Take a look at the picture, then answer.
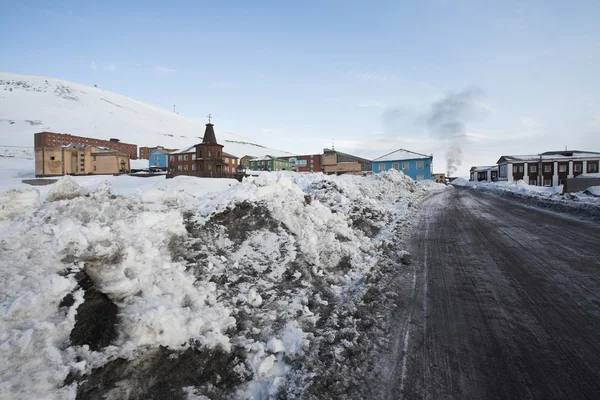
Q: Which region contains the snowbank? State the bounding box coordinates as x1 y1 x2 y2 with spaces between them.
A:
0 170 446 399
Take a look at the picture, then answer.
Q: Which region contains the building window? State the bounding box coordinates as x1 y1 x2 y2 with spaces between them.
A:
184 165 188 171
513 165 523 173
529 165 537 173
559 179 566 185
378 164 385 172
50 156 55 160
208 150 212 158
416 161 424 170
170 156 174 161
93 166 96 171
208 164 212 171
402 162 409 170
184 155 188 161
574 163 582 172
177 165 182 171
558 164 567 173
544 165 552 173
529 179 537 185
589 163 598 173
178 155 182 161
543 178 552 187
192 164 196 170
392 163 399 170
192 154 196 160
416 175 424 181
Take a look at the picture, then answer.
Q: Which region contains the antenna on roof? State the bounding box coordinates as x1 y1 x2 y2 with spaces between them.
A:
332 139 335 151
208 114 212 124
565 145 567 151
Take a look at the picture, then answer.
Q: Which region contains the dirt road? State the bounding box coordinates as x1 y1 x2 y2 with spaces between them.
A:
388 188 600 400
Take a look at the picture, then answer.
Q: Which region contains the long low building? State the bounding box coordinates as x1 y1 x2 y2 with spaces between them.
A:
35 131 138 160
35 144 131 177
497 150 600 186
470 165 499 182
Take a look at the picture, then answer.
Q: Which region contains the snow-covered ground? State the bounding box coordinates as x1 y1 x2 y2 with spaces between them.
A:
0 163 448 399
0 72 290 158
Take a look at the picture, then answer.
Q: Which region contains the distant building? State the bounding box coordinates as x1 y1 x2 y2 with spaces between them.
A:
148 148 171 169
372 149 432 181
469 166 498 182
433 173 446 184
497 150 600 187
34 132 137 160
35 145 130 177
280 154 322 173
321 148 372 175
139 145 177 160
169 122 237 178
248 155 293 172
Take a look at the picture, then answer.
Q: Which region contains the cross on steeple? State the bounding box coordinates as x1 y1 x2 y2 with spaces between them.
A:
207 114 212 124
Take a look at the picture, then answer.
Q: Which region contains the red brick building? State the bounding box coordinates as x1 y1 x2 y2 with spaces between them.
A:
34 132 138 160
281 154 322 173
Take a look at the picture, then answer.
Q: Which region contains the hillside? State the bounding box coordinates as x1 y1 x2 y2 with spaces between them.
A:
0 72 291 159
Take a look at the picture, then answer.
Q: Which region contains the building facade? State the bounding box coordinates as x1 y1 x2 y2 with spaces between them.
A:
280 154 322 173
35 132 137 160
469 166 499 182
148 148 171 169
496 150 600 187
248 155 293 172
321 148 372 175
169 123 238 178
139 145 177 160
372 149 433 181
35 145 130 177
433 173 446 184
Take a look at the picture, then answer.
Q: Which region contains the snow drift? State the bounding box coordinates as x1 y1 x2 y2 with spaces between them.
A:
0 170 445 399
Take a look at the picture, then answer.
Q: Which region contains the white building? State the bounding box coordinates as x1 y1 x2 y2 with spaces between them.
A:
496 151 600 187
469 165 499 182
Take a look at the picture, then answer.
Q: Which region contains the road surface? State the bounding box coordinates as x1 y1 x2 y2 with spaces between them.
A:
389 188 600 400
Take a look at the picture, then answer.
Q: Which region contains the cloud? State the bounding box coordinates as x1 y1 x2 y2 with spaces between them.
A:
519 116 539 129
344 68 398 83
357 100 386 109
90 62 98 70
155 65 176 73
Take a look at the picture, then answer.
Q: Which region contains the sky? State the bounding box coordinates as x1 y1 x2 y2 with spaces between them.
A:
2 0 600 176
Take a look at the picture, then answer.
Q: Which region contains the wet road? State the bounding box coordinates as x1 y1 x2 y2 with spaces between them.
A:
389 188 600 400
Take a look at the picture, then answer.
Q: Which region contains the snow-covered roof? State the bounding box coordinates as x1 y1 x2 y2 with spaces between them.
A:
470 165 498 172
249 155 282 162
497 151 600 164
374 148 432 162
171 145 196 154
222 152 238 159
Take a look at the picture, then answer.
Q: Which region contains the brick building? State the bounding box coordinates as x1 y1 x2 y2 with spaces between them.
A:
280 154 322 173
169 122 239 178
139 145 177 160
322 148 372 175
34 132 138 160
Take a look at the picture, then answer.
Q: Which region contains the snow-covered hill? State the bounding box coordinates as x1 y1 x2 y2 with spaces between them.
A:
0 72 291 158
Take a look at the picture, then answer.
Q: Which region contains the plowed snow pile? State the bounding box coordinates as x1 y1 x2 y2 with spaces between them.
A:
0 171 445 399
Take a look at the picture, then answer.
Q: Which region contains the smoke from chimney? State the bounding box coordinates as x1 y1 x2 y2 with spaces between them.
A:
426 87 483 176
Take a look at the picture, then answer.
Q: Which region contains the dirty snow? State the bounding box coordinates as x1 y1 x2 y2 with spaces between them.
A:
0 169 447 399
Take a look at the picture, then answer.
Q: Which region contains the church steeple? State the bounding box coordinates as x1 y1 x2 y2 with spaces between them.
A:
202 114 219 145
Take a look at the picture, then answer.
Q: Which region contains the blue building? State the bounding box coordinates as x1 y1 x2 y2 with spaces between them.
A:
148 148 170 170
372 149 433 181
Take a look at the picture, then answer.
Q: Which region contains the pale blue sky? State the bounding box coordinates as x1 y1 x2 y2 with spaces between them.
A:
2 0 600 175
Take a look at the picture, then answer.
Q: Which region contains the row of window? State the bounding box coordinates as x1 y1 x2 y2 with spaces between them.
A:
515 163 597 174
378 161 425 172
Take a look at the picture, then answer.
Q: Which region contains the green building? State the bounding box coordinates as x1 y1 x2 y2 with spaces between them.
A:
247 155 293 172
